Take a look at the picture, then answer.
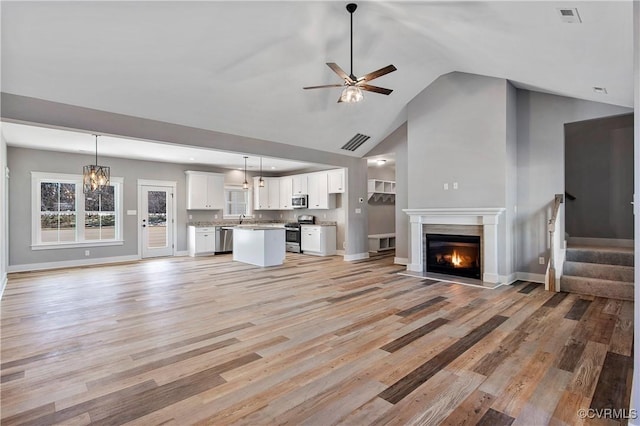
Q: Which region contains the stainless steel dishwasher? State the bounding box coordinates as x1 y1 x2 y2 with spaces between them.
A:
215 227 233 253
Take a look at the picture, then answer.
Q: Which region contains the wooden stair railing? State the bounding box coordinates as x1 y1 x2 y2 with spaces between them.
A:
546 194 564 292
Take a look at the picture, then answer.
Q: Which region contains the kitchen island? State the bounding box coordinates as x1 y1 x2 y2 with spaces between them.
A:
232 227 286 267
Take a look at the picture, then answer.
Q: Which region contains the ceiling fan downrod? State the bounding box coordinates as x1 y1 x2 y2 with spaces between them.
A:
347 3 357 81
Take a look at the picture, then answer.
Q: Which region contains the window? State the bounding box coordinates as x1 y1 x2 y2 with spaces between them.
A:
224 186 252 218
32 172 123 249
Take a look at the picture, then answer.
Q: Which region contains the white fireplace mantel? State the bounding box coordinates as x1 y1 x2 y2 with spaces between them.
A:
403 208 505 283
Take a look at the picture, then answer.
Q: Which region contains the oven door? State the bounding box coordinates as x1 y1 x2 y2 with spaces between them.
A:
285 228 300 244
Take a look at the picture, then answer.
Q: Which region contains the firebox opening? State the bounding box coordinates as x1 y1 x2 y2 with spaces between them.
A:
425 234 481 279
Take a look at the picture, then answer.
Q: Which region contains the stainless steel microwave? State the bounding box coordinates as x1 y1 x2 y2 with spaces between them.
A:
292 194 308 209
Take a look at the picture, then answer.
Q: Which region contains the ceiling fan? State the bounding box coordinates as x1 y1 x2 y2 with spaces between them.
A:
303 3 397 103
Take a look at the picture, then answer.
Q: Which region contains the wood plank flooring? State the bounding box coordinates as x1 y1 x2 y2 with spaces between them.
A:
1 252 634 425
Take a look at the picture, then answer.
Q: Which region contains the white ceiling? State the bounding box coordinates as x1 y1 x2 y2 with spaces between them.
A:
0 1 634 161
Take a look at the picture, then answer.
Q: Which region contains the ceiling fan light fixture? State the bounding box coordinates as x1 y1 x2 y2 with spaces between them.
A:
340 86 364 103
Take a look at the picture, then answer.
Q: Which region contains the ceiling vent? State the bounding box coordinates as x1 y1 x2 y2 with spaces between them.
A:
341 133 370 151
557 8 582 23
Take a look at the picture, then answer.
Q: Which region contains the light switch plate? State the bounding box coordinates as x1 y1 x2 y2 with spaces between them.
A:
126 210 137 215
443 183 449 190
453 182 458 189
355 208 362 214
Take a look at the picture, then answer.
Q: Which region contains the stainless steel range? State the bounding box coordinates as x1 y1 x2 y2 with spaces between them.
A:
285 215 315 253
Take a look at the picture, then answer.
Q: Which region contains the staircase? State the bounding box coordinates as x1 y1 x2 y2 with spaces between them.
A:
561 245 634 301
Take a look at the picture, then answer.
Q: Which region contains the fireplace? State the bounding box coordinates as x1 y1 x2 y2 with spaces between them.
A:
404 208 504 284
425 234 481 279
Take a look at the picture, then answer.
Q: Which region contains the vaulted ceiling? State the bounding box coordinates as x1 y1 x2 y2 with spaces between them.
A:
1 1 634 159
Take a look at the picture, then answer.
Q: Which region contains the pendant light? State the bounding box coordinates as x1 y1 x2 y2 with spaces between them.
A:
242 156 249 190
83 134 110 194
259 157 265 187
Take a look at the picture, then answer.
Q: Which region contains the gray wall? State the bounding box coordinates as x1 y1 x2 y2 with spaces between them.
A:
515 90 632 275
564 113 634 239
406 72 515 278
367 164 396 236
366 123 409 262
407 72 508 209
1 93 370 257
7 145 349 267
7 146 288 267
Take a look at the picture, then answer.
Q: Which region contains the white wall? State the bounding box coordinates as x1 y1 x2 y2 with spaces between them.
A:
515 90 632 275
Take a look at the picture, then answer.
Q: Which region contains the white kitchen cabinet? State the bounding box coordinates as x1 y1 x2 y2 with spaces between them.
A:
307 172 334 209
186 171 225 210
188 226 216 256
327 168 346 193
279 177 293 210
301 225 337 256
254 177 280 210
292 175 308 195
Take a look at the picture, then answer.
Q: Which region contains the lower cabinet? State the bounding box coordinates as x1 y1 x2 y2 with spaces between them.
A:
300 225 337 256
188 226 215 256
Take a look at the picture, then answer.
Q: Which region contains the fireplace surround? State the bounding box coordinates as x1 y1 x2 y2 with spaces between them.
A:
404 208 505 283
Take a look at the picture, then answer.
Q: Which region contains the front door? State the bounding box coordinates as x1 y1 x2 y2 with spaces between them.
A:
141 185 174 258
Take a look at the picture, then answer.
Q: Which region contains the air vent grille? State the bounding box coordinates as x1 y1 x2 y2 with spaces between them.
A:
557 8 581 23
341 133 370 152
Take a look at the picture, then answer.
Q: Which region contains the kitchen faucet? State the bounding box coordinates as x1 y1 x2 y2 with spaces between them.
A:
239 214 245 225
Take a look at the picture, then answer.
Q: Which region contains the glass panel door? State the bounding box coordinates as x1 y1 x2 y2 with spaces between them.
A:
141 185 173 258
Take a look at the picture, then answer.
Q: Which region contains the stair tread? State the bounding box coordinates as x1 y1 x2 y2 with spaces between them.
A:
564 260 634 270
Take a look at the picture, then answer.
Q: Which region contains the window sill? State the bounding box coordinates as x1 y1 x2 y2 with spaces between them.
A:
31 240 125 251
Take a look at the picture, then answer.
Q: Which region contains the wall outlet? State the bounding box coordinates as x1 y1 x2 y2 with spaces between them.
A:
85 250 90 257
189 214 193 220
214 214 218 219
323 213 327 218
453 182 458 190
280 214 283 218
443 183 449 190
343 241 347 249
259 214 262 218
539 256 545 264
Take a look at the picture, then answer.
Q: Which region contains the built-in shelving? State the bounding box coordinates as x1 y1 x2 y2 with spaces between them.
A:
368 233 396 252
367 179 396 203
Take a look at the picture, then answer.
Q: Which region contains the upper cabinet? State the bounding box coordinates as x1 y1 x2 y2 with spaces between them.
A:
279 177 293 210
327 168 346 194
307 172 334 209
292 175 308 195
186 171 225 210
254 177 282 210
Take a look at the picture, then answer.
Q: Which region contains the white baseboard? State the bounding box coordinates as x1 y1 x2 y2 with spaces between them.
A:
0 273 6 300
8 255 140 273
175 250 189 256
343 252 369 261
516 272 545 284
394 257 409 265
407 263 422 272
336 249 345 256
500 273 518 285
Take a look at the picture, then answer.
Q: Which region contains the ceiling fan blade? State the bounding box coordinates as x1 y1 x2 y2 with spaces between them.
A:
303 84 344 90
358 64 397 82
358 84 393 95
326 63 354 83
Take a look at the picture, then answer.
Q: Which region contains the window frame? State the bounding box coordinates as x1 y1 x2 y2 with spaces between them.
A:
223 185 253 219
31 172 124 250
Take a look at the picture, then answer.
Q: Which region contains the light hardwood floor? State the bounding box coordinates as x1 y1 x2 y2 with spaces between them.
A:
1 252 634 425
